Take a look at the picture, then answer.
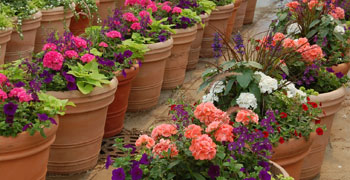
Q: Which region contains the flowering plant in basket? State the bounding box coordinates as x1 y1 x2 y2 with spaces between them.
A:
0 69 73 137
107 101 292 180
271 0 350 67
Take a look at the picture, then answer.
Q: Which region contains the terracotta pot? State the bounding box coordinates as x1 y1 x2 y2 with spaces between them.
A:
0 28 12 65
232 0 248 32
243 0 258 25
97 0 116 24
47 78 118 174
163 25 197 89
34 6 74 53
200 4 234 58
5 11 42 63
270 161 290 178
300 87 346 180
128 38 173 111
70 15 89 36
331 62 350 76
0 120 58 180
187 14 209 70
104 64 139 137
225 0 241 40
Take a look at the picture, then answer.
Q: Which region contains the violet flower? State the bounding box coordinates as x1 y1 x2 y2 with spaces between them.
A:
4 102 18 116
208 165 220 179
105 155 113 169
130 165 143 180
112 168 126 180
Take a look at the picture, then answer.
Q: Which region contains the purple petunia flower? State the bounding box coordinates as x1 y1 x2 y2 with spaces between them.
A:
5 115 14 124
112 168 125 180
37 113 49 121
259 170 271 180
123 144 136 154
139 153 150 165
243 178 257 180
208 165 220 179
67 82 77 91
130 165 143 180
4 102 18 116
123 50 133 58
326 67 334 73
122 70 127 78
105 155 113 169
22 123 33 131
14 81 25 87
48 117 57 125
158 35 166 42
336 72 344 78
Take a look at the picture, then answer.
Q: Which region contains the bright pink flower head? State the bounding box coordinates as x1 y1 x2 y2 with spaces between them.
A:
286 1 300 11
152 139 178 158
205 121 221 133
172 7 182 13
283 38 297 49
106 31 122 38
131 23 141 30
332 7 345 19
99 42 108 48
123 12 139 22
43 51 64 70
125 0 137 6
308 0 318 10
301 44 323 63
273 32 285 42
73 37 87 49
184 124 203 139
114 21 121 25
235 109 259 125
64 50 79 59
189 134 216 160
135 135 155 149
137 0 153 6
80 54 95 63
0 89 8 101
151 124 178 140
214 124 234 142
162 5 172 13
9 87 32 102
146 3 158 12
0 73 8 85
139 10 150 18
42 43 57 51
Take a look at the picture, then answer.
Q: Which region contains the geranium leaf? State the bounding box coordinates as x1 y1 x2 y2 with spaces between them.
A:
236 70 252 89
224 79 234 95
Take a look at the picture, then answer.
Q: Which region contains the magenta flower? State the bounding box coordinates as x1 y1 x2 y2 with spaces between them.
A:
131 23 141 30
42 43 57 51
80 54 95 63
65 50 79 59
106 31 122 38
122 12 138 22
43 51 64 70
172 7 182 13
0 73 7 85
0 89 8 101
162 5 172 12
73 37 87 48
99 42 109 48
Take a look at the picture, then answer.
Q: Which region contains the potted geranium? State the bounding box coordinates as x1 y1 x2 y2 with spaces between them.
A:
106 101 292 180
32 0 75 52
0 69 72 179
0 13 12 65
0 0 42 62
69 0 100 36
12 32 118 174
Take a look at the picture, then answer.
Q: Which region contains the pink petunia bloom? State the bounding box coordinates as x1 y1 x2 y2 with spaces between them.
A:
123 12 139 22
0 73 8 85
135 135 155 149
184 124 203 139
99 42 109 48
80 54 95 63
131 23 141 30
42 43 57 51
152 139 178 158
64 50 79 59
73 37 88 48
106 31 122 38
0 89 7 101
162 5 172 13
9 87 32 102
151 124 178 140
235 109 259 125
172 7 182 13
189 134 216 160
43 51 64 70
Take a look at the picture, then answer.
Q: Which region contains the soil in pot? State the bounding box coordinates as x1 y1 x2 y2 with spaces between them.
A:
104 64 139 138
34 7 74 53
47 78 118 174
0 120 58 180
232 0 248 32
225 0 241 40
162 25 197 89
5 11 42 63
187 14 209 70
127 38 173 111
271 134 315 180
200 4 234 58
0 29 12 65
243 0 258 25
300 87 346 180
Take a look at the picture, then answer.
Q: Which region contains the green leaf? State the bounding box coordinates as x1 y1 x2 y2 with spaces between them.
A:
77 82 94 94
224 79 234 95
279 13 288 21
334 32 344 41
309 19 320 29
192 173 206 180
217 152 225 160
319 29 329 38
167 160 181 169
249 83 261 101
222 61 236 71
90 48 102 57
306 29 318 38
198 80 211 92
247 61 263 69
236 70 252 88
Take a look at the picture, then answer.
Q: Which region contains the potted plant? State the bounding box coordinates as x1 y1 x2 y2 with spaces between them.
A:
14 32 118 174
106 101 292 180
1 0 42 63
32 0 75 52
69 0 100 36
0 68 72 179
200 0 234 58
0 13 13 65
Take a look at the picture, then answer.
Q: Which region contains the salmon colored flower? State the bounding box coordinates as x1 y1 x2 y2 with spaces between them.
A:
296 38 310 53
308 0 318 10
301 44 323 62
205 121 221 133
330 7 345 19
152 139 178 158
214 124 234 142
283 38 296 49
151 124 178 140
194 102 229 125
286 1 300 11
273 33 285 42
184 124 203 139
135 135 155 149
189 134 216 160
235 109 259 125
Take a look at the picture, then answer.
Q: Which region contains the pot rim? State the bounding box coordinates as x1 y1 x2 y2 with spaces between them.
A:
146 37 174 51
309 86 346 102
270 161 290 177
173 24 198 35
40 3 76 12
114 63 140 78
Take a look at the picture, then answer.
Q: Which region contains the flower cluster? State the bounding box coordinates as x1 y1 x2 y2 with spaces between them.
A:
202 81 225 103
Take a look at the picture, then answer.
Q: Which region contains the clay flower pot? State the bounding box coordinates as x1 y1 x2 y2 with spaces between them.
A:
0 28 12 65
331 62 350 76
47 78 118 174
200 3 234 58
97 0 116 23
0 120 58 179
271 134 315 180
128 38 173 111
270 161 290 178
243 0 258 25
300 87 346 180
232 0 248 32
5 11 42 63
104 64 140 137
225 0 241 40
34 6 74 53
187 14 209 70
163 25 197 89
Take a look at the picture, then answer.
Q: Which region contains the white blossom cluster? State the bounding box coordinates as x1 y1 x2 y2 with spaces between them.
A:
254 71 278 94
287 23 301 35
202 81 225 103
334 25 345 35
281 80 307 102
236 92 258 110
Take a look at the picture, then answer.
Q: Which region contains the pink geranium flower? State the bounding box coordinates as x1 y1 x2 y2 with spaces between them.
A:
123 12 138 22
235 109 259 125
131 23 141 30
43 51 64 70
64 50 79 59
283 38 297 49
135 135 155 149
106 31 122 38
139 10 150 18
146 3 158 12
273 32 285 42
214 124 234 142
194 102 230 126
152 139 178 158
0 73 8 85
80 54 95 63
189 134 216 160
42 43 57 51
184 124 202 139
151 124 178 140
301 44 323 63
0 89 8 101
172 7 182 13
162 5 172 13
99 42 109 47
73 37 87 48
9 87 32 102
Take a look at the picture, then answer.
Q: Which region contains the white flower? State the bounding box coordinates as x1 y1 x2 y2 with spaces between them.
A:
287 23 301 35
334 25 345 35
254 72 278 94
210 81 225 94
236 93 258 110
202 93 218 103
282 81 307 102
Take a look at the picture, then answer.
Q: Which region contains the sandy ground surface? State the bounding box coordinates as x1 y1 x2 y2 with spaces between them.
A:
46 0 350 179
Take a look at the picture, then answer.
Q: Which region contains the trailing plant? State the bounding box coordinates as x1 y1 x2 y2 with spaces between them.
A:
0 13 12 30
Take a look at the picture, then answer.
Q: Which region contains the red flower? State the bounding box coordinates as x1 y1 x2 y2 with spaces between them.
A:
254 129 259 132
170 104 176 110
279 137 285 144
280 112 288 119
307 102 318 108
256 40 261 43
263 131 269 138
307 97 310 101
302 104 308 111
316 128 323 135
315 119 321 124
299 133 302 137
256 46 260 51
319 102 322 107
229 121 234 125
294 130 298 136
277 126 281 133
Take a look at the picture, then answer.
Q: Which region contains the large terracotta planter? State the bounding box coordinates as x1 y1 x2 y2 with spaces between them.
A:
232 0 248 32
70 1 100 36
47 78 118 174
272 134 315 180
34 7 74 53
331 62 350 76
0 121 58 180
187 14 209 70
97 0 116 23
300 87 346 180
0 28 12 65
200 4 234 58
5 11 42 63
128 38 173 111
243 0 258 24
163 25 197 89
225 0 241 40
104 64 139 137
